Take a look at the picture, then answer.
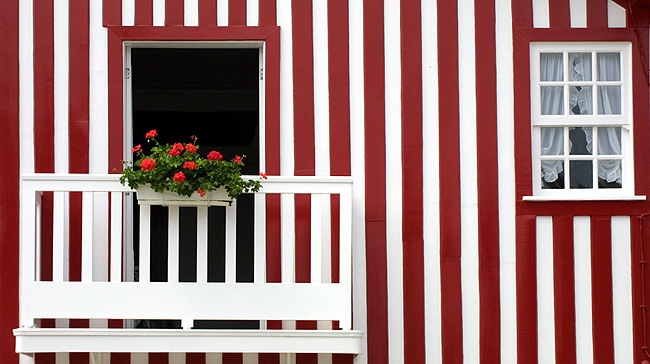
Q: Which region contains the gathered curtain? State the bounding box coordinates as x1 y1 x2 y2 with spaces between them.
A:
539 52 622 186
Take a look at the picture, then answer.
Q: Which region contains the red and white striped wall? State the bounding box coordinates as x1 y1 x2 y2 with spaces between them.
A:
2 0 650 363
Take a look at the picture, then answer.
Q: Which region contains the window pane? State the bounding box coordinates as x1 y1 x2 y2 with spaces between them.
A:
597 127 621 155
597 52 621 81
570 160 593 188
569 53 592 81
569 127 592 155
598 160 622 188
598 86 621 114
541 53 563 81
541 127 563 155
541 86 564 115
542 160 564 189
569 86 592 115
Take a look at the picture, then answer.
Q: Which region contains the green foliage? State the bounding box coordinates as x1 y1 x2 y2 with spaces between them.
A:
119 131 264 199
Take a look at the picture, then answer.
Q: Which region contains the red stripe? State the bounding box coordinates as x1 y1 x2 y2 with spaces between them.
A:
552 216 577 362
0 2 19 362
135 0 153 26
198 0 217 26
186 353 206 364
400 1 425 364
291 4 318 363
363 0 389 362
259 0 276 26
548 0 571 28
165 0 184 26
632 216 645 363
110 353 131 363
587 0 608 28
259 353 280 364
229 0 246 26
223 353 242 364
103 0 122 26
149 353 168 364
516 215 539 362
108 29 124 173
34 1 55 174
474 0 502 362
327 0 350 292
437 0 464 362
591 216 615 363
69 0 89 174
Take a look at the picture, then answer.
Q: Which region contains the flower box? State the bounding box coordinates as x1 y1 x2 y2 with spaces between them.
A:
136 185 232 207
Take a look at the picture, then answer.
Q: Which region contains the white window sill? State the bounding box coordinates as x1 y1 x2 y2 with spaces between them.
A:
523 195 646 202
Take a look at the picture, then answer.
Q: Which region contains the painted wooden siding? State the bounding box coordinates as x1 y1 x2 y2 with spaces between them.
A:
2 0 649 363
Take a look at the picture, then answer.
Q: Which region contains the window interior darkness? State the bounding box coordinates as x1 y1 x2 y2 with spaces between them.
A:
131 48 259 330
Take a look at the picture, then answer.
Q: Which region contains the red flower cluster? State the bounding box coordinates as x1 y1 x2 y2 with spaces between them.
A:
208 151 223 161
183 161 198 170
168 143 185 156
232 155 243 164
186 143 197 153
173 171 186 183
132 144 142 154
259 172 268 179
140 158 156 171
145 129 158 139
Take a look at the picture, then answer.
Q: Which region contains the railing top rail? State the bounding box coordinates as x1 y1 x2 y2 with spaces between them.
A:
21 173 353 193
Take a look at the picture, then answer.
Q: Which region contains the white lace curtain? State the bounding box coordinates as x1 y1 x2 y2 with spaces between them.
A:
539 52 622 186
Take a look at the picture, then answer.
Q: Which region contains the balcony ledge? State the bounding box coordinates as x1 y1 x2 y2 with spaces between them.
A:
14 328 363 354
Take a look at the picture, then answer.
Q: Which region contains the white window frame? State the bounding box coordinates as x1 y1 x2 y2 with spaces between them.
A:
527 42 643 201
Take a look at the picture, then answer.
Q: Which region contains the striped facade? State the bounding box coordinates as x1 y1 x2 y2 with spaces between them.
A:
1 0 649 363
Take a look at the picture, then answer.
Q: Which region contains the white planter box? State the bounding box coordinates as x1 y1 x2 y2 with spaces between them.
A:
136 185 232 207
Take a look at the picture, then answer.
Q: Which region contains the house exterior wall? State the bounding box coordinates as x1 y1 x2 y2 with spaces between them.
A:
1 0 648 363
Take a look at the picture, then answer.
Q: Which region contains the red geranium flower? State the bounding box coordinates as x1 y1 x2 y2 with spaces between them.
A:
259 172 268 179
172 143 184 152
140 158 156 171
232 155 243 164
183 161 198 170
145 129 157 139
207 151 223 161
197 189 206 197
185 143 197 153
131 144 142 154
173 171 186 183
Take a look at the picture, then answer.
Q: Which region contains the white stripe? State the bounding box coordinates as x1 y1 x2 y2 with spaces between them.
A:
458 0 479 362
532 0 550 28
153 0 164 26
607 0 627 28
349 0 368 362
569 0 587 28
217 0 228 26
496 0 517 361
122 0 135 26
422 0 442 362
184 0 199 26
19 0 34 175
247 0 259 26
54 0 69 173
206 353 222 364
130 353 147 364
384 0 404 363
573 216 593 364
168 353 185 364
611 216 633 363
89 0 108 174
55 353 69 364
242 353 258 364
537 216 555 364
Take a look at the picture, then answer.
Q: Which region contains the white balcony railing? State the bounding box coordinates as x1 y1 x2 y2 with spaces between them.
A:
14 174 361 355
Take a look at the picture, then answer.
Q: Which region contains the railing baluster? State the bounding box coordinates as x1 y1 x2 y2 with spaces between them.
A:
225 202 237 283
254 194 266 283
310 194 323 283
197 206 209 283
81 191 94 282
281 194 295 283
139 205 151 283
53 192 66 282
168 206 180 283
338 187 353 330
110 192 123 282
